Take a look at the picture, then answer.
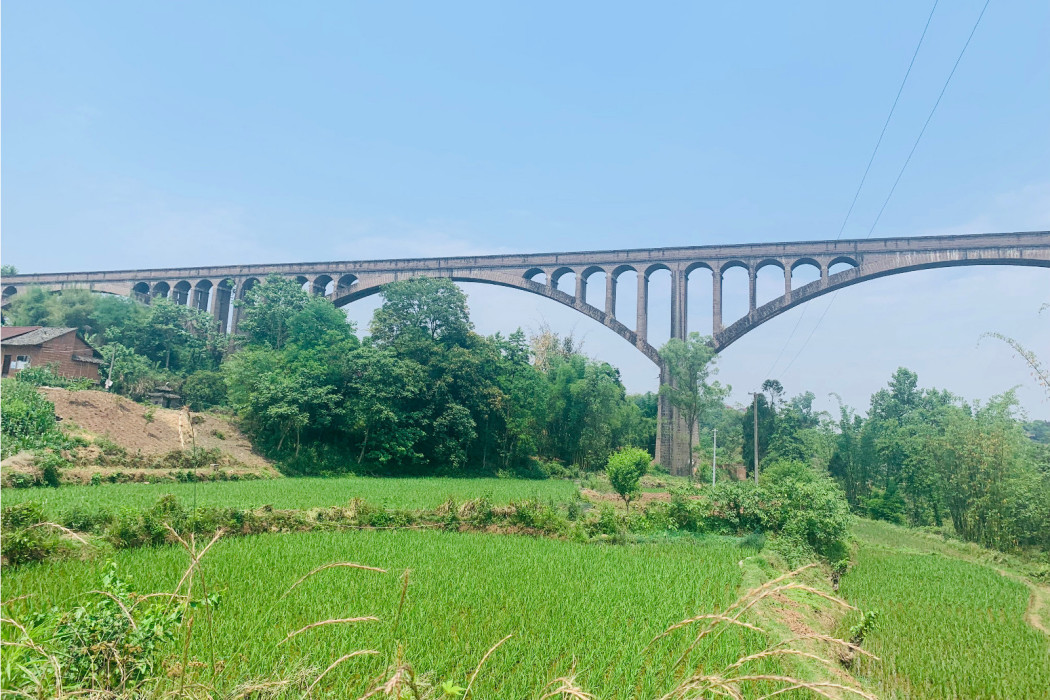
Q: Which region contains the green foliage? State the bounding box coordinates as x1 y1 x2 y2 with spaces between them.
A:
181 369 227 410
826 368 1050 555
1 263 17 275
605 447 650 510
659 333 727 474
236 274 312 350
14 363 93 390
4 563 184 692
0 379 66 458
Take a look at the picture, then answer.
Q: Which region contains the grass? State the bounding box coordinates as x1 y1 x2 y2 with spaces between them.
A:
840 519 1050 699
3 529 778 698
0 475 579 519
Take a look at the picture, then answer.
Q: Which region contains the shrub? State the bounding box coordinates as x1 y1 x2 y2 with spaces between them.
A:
1 379 59 458
182 370 228 410
14 363 92 390
606 447 650 511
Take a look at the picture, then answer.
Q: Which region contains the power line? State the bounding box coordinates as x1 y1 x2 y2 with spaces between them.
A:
776 0 993 380
763 0 940 380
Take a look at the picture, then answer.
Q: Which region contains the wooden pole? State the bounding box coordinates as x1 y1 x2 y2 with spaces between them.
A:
749 392 759 484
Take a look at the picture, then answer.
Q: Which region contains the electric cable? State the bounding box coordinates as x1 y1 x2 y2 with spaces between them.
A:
763 0 940 379
776 0 992 380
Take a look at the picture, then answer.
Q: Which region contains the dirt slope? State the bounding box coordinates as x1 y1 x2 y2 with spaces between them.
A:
41 387 274 471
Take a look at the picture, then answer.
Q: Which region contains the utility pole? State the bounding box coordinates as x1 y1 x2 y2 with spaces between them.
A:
749 392 759 484
711 428 717 488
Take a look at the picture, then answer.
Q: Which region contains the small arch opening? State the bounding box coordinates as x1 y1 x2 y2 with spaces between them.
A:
312 274 334 296
791 259 821 290
523 268 547 285
687 265 713 337
2 286 17 300
551 267 575 296
335 274 358 295
582 267 606 308
193 280 213 311
721 262 749 325
646 267 671 347
829 257 858 276
756 261 785 307
152 281 170 299
132 282 151 303
173 281 192 305
613 267 638 331
240 278 260 300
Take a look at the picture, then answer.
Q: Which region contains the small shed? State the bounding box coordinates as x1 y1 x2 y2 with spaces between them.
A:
148 384 183 409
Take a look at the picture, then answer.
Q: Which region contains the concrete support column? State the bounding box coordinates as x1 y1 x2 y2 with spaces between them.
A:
605 272 616 317
229 279 244 336
712 269 723 334
784 264 792 297
575 273 586 305
636 271 648 341
670 268 687 340
820 262 829 284
748 266 757 313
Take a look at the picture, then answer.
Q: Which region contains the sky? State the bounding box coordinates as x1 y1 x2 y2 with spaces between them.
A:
2 1 1048 418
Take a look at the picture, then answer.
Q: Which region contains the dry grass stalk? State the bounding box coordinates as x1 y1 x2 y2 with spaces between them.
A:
462 633 512 700
280 562 389 600
646 565 878 700
28 522 94 547
304 650 379 697
280 617 381 645
539 664 596 699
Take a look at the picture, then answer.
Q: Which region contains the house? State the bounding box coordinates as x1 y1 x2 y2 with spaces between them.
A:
1 327 104 382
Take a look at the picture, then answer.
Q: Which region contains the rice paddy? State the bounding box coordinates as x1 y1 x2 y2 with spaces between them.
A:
0 475 579 519
3 528 774 698
840 519 1050 699
4 481 1049 697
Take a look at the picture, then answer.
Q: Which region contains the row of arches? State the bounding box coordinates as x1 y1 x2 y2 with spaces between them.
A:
520 257 860 345
128 273 364 333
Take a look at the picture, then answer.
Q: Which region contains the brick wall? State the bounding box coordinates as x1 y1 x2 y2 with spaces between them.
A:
1 332 101 382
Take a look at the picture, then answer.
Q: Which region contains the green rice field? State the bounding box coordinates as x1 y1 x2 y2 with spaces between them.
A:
840 520 1050 699
3 529 772 698
0 475 578 518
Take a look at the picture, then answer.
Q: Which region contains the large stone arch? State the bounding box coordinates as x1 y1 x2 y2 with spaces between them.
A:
714 255 1050 351
329 270 661 363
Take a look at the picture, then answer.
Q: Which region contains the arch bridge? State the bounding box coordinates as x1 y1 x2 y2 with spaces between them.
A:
4 230 1048 473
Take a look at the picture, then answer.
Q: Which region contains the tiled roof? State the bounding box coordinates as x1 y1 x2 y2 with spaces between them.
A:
1 326 42 341
0 327 76 346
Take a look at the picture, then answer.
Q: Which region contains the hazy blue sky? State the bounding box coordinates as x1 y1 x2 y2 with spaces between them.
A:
3 1 1048 417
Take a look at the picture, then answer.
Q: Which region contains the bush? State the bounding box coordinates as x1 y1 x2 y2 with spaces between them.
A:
606 447 650 511
182 370 228 411
1 379 58 458
14 363 93 390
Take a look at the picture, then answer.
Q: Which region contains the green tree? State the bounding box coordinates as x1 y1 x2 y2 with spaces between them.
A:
237 274 310 350
658 332 727 476
1 264 18 276
370 277 472 353
606 446 650 511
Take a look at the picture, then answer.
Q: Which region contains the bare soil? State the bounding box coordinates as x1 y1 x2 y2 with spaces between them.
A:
42 387 271 469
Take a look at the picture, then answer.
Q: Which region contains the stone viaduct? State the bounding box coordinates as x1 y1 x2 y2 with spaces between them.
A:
3 230 1049 474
